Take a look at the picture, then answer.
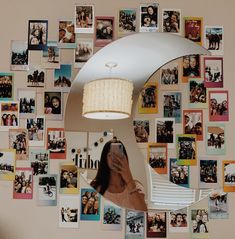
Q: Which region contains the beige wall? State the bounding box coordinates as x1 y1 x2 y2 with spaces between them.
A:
0 0 234 238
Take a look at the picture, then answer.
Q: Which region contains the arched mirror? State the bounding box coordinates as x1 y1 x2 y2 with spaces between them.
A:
65 32 213 211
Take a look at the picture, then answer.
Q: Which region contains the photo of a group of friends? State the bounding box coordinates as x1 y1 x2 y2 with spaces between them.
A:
205 26 223 54
29 149 49 175
118 9 136 35
191 209 209 234
75 5 93 33
162 9 180 33
169 208 188 229
0 73 13 100
18 90 36 116
182 54 200 80
27 66 45 87
44 92 62 120
0 102 19 129
161 62 179 85
26 117 44 145
184 18 202 44
146 211 166 237
189 79 207 106
58 20 76 47
133 119 149 143
200 160 217 185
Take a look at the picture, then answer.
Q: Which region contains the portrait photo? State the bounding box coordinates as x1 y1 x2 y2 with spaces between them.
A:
163 92 181 123
204 57 223 88
191 209 209 234
28 20 48 50
118 8 136 37
75 5 94 33
0 149 15 181
0 73 13 101
133 119 149 143
54 64 72 91
184 17 202 45
27 65 45 88
162 9 181 34
183 110 203 141
58 19 76 48
140 3 159 32
223 160 235 192
169 208 188 233
10 40 29 71
204 26 223 55
209 90 229 121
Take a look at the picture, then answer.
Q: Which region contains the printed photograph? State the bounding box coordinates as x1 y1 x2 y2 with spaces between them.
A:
163 92 181 123
204 57 223 88
140 3 159 32
44 91 63 120
59 195 79 228
133 119 149 143
162 9 181 34
60 164 79 194
13 167 33 199
26 116 45 147
27 65 45 88
54 64 72 90
10 40 29 71
74 38 93 68
206 124 225 155
125 209 145 239
0 101 19 131
47 128 66 159
118 8 136 36
18 89 36 118
223 160 235 192
41 41 60 69
37 174 57 206
148 143 167 174
191 209 209 234
9 129 28 160
0 149 15 180
0 73 13 101
138 82 157 114
184 17 202 45
183 110 203 141
28 20 48 50
146 211 166 238
95 17 114 47
58 19 76 48
209 91 229 121
209 190 228 219
29 148 49 175
75 5 94 33
169 208 188 233
177 134 197 166
169 158 189 188
204 26 223 55
80 188 100 221
155 118 175 149
189 78 207 108
102 199 122 231
160 61 179 88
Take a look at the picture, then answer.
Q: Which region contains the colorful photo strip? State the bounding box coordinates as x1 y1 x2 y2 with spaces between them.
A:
191 209 209 236
133 119 149 143
177 134 197 166
13 167 33 199
162 9 181 34
54 64 72 90
118 8 136 36
223 160 235 192
80 188 100 221
58 19 76 48
148 143 167 174
0 149 15 180
0 73 13 101
169 207 189 233
27 65 45 88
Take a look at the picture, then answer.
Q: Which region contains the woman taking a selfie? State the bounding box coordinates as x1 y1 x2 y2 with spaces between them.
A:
90 138 147 211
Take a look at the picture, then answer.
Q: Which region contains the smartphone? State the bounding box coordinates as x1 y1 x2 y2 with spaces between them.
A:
110 142 124 158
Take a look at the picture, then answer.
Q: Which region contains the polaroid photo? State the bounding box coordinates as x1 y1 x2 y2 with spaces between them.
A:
0 101 19 131
74 38 93 68
75 5 94 34
176 134 197 166
155 118 175 149
18 88 36 118
10 40 29 71
183 109 203 141
27 65 45 88
169 158 189 188
148 143 167 174
54 64 72 91
28 20 48 50
59 195 80 228
163 92 181 123
9 128 28 160
204 26 223 55
26 116 45 147
190 209 209 236
118 8 136 37
37 174 57 206
169 207 189 233
0 149 15 180
41 41 60 69
29 148 49 175
58 19 76 48
139 3 159 32
184 17 203 45
209 90 229 121
0 73 13 101
13 167 33 199
44 91 63 120
162 9 181 34
133 119 149 143
223 160 235 192
204 56 223 88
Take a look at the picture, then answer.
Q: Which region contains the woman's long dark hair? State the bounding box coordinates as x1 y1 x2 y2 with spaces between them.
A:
90 139 128 195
